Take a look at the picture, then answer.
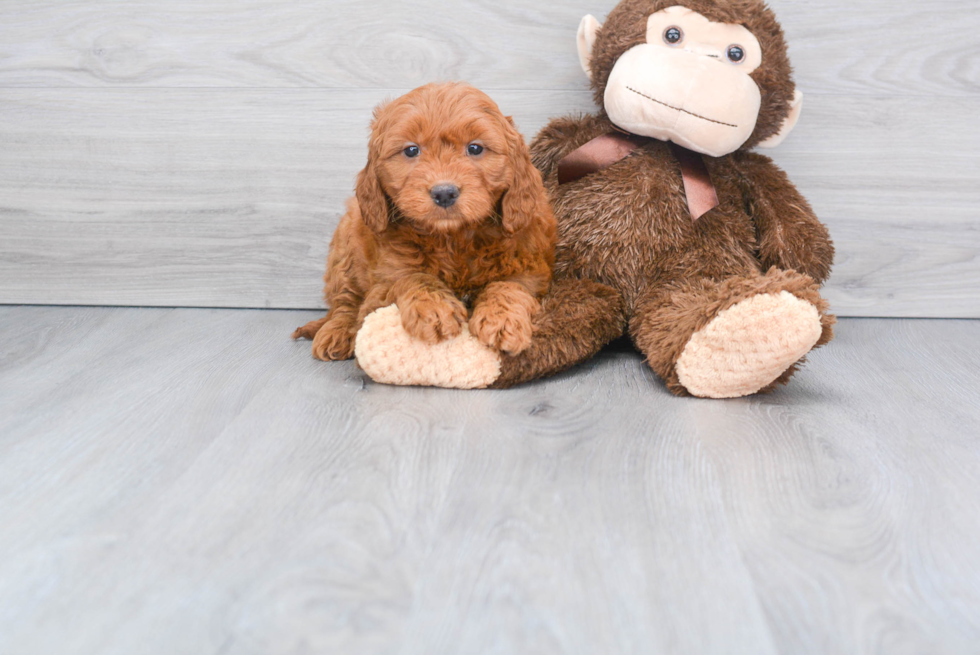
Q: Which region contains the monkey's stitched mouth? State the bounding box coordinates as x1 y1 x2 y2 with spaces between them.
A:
626 86 738 128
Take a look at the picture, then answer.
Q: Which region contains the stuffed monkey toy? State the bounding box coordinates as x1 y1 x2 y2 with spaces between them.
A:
354 0 835 398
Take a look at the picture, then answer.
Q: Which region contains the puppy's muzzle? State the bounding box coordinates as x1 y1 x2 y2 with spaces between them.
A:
430 184 460 208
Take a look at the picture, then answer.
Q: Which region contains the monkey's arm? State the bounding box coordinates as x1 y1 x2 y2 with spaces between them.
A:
733 151 834 284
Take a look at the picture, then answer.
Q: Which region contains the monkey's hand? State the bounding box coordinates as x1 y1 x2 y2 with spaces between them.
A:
734 151 835 284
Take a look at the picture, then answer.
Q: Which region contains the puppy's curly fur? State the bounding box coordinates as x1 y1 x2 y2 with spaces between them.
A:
293 82 557 361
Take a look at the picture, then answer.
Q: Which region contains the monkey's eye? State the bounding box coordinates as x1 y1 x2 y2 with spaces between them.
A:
663 26 683 45
403 145 420 158
467 143 484 156
726 45 745 63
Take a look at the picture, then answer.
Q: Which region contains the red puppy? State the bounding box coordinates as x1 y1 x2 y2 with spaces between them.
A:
293 82 556 361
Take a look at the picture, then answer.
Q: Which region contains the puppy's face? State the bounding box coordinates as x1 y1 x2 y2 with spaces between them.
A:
368 84 517 233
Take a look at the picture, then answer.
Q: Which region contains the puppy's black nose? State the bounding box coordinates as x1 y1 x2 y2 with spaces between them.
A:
430 184 460 208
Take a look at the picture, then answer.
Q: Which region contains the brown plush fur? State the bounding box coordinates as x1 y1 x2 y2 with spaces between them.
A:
491 277 626 388
531 113 833 313
494 0 835 394
293 83 557 360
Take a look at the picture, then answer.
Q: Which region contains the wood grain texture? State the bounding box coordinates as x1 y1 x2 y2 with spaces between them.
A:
0 0 976 96
1 88 977 316
1 306 979 654
0 1 978 315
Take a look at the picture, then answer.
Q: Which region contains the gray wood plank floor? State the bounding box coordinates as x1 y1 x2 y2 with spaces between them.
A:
2 306 979 654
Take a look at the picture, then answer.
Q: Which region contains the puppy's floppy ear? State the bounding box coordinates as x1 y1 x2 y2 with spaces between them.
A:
355 149 388 233
356 108 390 233
501 116 547 234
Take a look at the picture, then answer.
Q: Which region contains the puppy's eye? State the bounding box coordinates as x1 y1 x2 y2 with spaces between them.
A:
467 143 484 156
726 45 745 63
403 145 420 158
663 26 683 45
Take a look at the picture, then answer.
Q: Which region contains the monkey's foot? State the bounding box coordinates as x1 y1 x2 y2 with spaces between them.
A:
675 291 823 399
354 305 502 389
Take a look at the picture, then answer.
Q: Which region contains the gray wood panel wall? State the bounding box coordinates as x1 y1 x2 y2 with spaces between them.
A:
1 0 977 317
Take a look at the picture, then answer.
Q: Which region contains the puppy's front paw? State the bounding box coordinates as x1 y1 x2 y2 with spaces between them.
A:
400 293 468 345
312 319 356 361
469 297 535 355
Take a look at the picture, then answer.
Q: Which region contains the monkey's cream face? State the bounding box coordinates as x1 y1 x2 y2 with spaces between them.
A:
601 6 764 156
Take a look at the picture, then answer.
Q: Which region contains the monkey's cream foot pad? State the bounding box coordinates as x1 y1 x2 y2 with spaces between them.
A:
675 291 823 399
354 304 502 389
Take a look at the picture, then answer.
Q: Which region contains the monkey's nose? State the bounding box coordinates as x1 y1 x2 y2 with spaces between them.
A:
430 184 460 208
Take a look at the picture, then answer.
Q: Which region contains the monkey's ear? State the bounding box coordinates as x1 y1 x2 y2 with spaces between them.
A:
757 90 803 149
577 15 602 80
355 151 388 232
